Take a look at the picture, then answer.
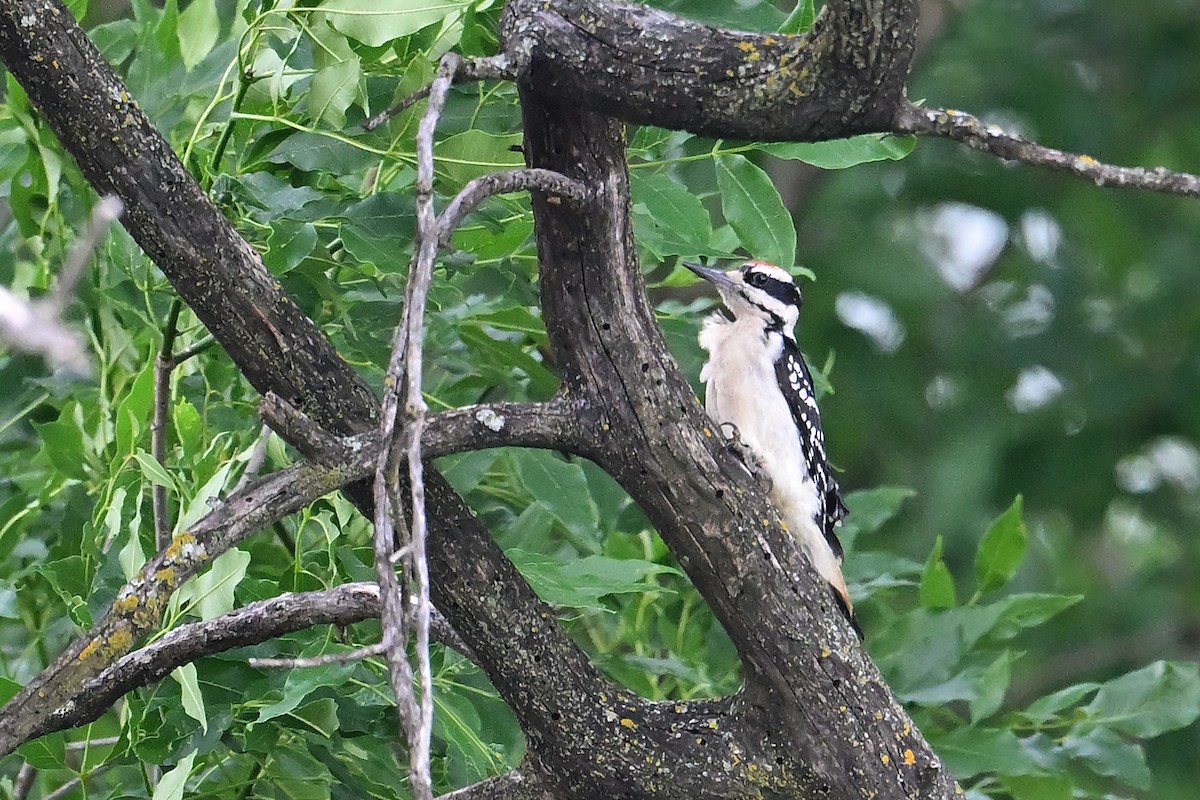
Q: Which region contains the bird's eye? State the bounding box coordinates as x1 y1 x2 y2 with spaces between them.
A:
746 270 767 287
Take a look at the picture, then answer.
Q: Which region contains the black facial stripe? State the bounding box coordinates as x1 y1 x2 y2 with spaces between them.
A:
749 300 784 334
743 267 801 308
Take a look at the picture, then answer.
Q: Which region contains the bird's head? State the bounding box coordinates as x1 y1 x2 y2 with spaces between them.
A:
685 260 802 334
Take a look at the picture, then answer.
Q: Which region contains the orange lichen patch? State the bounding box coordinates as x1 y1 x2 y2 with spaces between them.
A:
619 718 637 729
903 749 916 765
880 754 890 765
703 427 712 437
78 639 102 662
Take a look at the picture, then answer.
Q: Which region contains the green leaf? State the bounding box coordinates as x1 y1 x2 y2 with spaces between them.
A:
256 658 358 723
337 192 416 273
715 153 796 268
435 130 524 185
307 25 361 128
840 486 915 538
321 0 472 47
151 751 195 800
172 398 203 455
1062 726 1151 789
969 650 1014 722
17 731 67 770
507 549 680 612
511 450 600 550
35 409 87 481
132 449 177 491
172 663 208 734
778 0 815 34
1081 660 1200 738
264 220 318 273
186 547 251 621
34 556 91 628
630 171 713 258
177 0 219 70
758 134 915 169
919 536 956 609
974 496 1027 595
115 363 155 454
291 698 341 738
987 593 1082 641
1022 682 1101 724
931 726 1047 780
1000 774 1074 800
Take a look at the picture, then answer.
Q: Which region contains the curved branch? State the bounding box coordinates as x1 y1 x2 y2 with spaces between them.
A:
895 103 1200 197
17 583 482 743
439 169 591 246
260 393 596 464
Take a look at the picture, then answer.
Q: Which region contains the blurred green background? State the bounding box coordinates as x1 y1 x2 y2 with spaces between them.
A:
781 0 1200 792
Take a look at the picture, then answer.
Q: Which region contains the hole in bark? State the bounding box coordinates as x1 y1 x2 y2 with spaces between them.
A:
641 362 650 373
715 489 724 499
601 322 611 331
551 711 562 721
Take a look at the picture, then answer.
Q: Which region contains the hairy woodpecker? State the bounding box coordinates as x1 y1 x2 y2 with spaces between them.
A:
686 260 857 632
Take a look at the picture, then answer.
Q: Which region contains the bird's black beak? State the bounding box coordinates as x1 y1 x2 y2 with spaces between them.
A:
684 261 736 290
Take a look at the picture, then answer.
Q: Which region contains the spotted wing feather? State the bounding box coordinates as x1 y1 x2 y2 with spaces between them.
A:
775 339 847 560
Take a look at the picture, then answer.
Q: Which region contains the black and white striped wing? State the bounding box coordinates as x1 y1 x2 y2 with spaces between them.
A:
775 339 847 558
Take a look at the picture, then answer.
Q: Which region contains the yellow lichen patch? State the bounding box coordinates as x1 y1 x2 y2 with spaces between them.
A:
112 593 139 614
154 566 177 586
108 626 135 653
763 36 777 45
1077 154 1099 166
820 645 831 657
881 754 890 765
703 427 712 437
620 717 637 729
903 749 916 765
165 530 198 562
737 41 756 53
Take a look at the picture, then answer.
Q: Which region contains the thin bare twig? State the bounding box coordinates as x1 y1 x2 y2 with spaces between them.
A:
374 52 462 800
249 642 387 669
232 424 274 493
360 54 516 132
152 299 184 550
13 763 35 800
438 169 590 247
895 103 1200 197
0 195 122 373
45 195 123 317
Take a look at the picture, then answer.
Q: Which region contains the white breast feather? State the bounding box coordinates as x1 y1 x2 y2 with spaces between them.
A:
697 314 843 587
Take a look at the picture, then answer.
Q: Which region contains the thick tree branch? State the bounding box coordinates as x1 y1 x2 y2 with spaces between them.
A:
895 103 1200 197
498 0 918 141
519 65 959 800
438 770 546 800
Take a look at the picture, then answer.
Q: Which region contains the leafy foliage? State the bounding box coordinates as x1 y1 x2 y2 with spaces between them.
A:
0 0 1196 798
